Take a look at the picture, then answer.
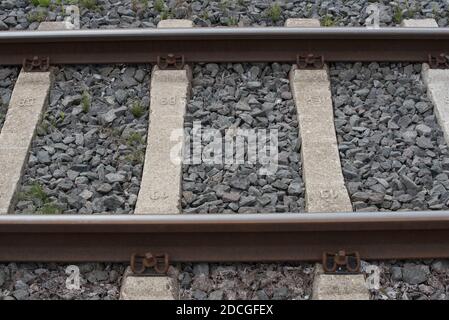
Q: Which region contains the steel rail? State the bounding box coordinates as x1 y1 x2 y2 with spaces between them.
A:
1 27 449 65
1 211 449 262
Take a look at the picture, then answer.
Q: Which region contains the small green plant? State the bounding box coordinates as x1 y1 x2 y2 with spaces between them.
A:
21 182 61 214
160 9 171 20
80 0 98 9
219 0 228 10
154 0 165 12
125 149 145 164
227 16 238 26
132 0 149 11
37 120 50 135
393 6 403 24
321 15 336 27
38 0 51 7
58 111 65 121
130 100 145 118
81 90 91 113
29 183 48 203
27 10 48 23
267 3 282 23
40 202 61 214
201 11 209 20
127 132 144 146
432 3 439 17
31 0 51 7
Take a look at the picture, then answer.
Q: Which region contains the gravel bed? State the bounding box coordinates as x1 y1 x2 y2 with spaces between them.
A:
1 0 448 30
364 259 449 300
2 259 447 300
14 65 150 214
182 63 304 214
0 263 125 300
0 67 19 132
178 262 313 300
331 62 449 212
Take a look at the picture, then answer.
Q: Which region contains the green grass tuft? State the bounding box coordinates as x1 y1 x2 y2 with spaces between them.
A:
130 100 145 118
267 3 282 23
321 15 336 27
154 0 165 12
81 90 91 113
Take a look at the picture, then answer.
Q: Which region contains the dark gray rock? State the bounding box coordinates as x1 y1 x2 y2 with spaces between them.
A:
402 264 430 285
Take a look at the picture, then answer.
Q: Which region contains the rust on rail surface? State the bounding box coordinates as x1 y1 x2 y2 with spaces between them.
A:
0 212 449 262
0 28 449 65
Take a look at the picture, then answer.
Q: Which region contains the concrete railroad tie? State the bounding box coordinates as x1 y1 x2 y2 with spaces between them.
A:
0 22 68 215
287 18 369 300
120 19 194 300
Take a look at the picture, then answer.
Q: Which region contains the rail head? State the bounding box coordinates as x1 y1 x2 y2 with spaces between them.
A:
1 27 449 42
1 211 449 233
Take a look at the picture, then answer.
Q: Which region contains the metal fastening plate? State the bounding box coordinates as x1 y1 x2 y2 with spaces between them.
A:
322 250 361 274
130 252 170 275
22 56 50 72
296 54 325 69
157 54 185 70
428 53 449 69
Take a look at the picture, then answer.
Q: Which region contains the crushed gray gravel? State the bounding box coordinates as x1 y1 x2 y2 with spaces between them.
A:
14 65 150 214
178 262 314 300
365 259 449 300
0 263 125 300
1 0 448 30
2 260 448 300
331 62 449 212
0 67 19 131
182 63 304 214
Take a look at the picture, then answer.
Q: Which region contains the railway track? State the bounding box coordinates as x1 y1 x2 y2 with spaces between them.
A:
1 11 449 300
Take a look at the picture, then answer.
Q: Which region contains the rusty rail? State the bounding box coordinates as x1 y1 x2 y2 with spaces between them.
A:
0 27 449 65
0 212 449 262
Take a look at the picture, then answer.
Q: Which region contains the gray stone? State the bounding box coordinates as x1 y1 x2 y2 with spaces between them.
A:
79 189 93 200
416 124 432 136
12 289 29 300
222 192 240 202
230 178 249 190
100 110 117 124
103 195 125 210
208 290 224 300
287 182 302 196
37 150 51 164
0 270 5 287
390 266 402 281
97 183 113 194
240 195 256 206
402 264 430 285
431 260 449 273
193 264 209 276
105 173 126 183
